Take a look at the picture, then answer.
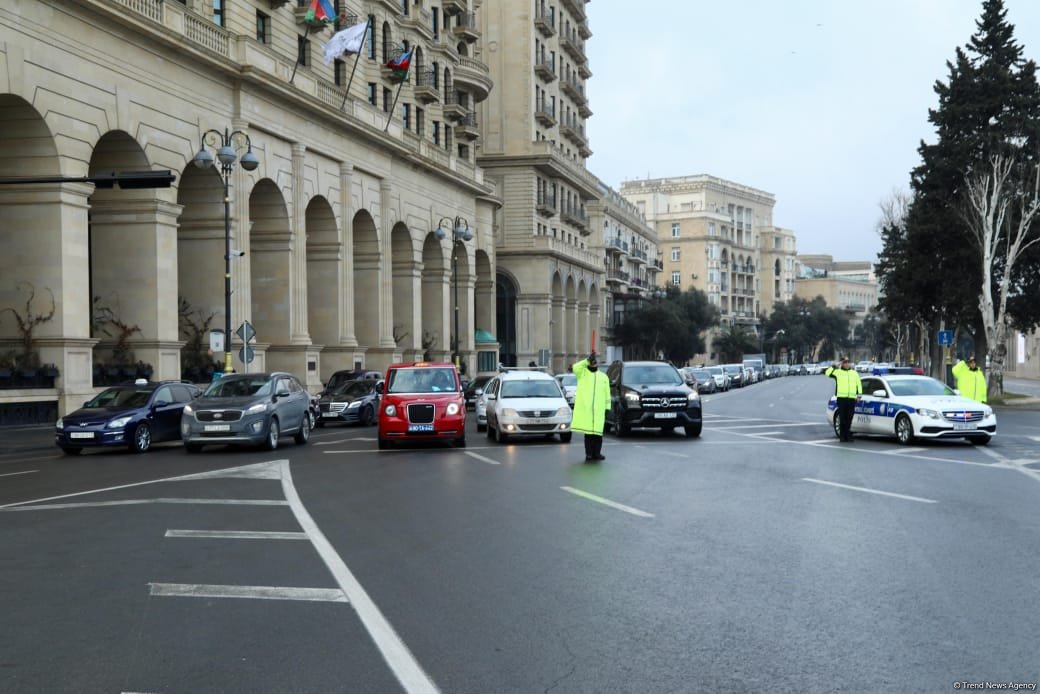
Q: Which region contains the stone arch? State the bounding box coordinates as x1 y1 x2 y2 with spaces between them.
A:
305 195 340 347
352 209 380 351
453 237 473 365
381 22 393 62
496 270 518 368
473 248 494 339
249 178 292 346
421 232 448 359
390 222 417 352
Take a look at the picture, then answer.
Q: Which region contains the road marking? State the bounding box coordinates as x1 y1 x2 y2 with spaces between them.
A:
314 437 358 445
3 498 289 511
802 478 937 504
879 447 927 455
0 454 63 463
165 529 308 540
560 486 654 518
463 451 500 465
713 422 820 430
323 445 501 454
747 431 783 437
0 469 38 478
1031 436 1040 442
149 583 348 602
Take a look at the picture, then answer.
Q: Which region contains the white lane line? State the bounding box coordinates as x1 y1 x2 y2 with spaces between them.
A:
0 454 63 463
279 462 439 693
314 438 357 445
0 469 38 478
1030 436 1040 442
3 498 288 511
323 445 502 454
713 422 821 430
802 478 937 504
748 431 783 437
149 583 348 603
560 486 655 518
463 451 500 465
879 447 928 456
165 529 308 540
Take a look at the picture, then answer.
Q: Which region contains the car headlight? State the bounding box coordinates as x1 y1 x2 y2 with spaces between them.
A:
982 406 993 417
556 406 571 416
246 402 268 414
623 389 640 404
107 416 132 429
916 408 941 419
55 417 64 430
687 391 700 401
182 404 193 415
384 404 397 417
502 408 519 419
346 400 361 409
446 403 460 415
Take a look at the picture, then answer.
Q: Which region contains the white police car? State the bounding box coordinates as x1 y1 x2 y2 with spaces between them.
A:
826 373 996 445
481 368 572 443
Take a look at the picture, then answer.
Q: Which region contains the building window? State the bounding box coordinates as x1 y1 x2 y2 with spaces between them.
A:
383 87 392 112
432 8 440 38
416 107 424 136
367 16 376 59
708 222 716 236
368 83 377 106
671 271 681 286
671 223 680 238
212 0 225 26
334 60 345 86
432 121 440 145
256 11 269 43
671 248 680 261
402 103 411 130
297 35 309 67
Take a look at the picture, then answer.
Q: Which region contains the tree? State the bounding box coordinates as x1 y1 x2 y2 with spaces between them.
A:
762 296 851 363
610 287 719 363
712 324 758 364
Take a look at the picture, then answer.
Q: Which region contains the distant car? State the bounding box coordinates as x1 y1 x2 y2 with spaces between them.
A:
826 373 996 445
317 379 382 426
722 364 746 387
463 374 493 410
378 362 466 449
554 372 577 407
686 368 717 394
605 360 702 437
322 369 383 396
855 361 874 373
55 379 200 455
180 372 313 452
483 369 572 443
705 365 731 391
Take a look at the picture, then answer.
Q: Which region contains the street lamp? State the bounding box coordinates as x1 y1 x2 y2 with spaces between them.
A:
192 128 259 375
435 216 473 371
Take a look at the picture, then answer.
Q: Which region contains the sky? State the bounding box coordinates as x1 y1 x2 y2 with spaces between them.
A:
584 0 1040 263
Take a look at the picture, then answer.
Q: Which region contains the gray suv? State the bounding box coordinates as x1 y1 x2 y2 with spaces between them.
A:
181 372 313 452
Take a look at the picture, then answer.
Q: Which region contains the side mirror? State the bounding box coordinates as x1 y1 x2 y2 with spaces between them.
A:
275 388 290 399
871 389 887 398
153 400 169 408
487 393 497 401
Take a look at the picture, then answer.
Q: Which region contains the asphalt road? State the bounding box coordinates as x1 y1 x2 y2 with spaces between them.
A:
1 376 1039 692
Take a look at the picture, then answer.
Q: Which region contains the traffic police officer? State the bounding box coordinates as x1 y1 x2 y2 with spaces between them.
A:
826 356 862 442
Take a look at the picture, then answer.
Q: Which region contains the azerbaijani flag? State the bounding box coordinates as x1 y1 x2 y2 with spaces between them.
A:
385 49 412 79
305 0 337 25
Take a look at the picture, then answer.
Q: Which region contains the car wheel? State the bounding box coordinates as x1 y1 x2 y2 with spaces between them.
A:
970 435 991 446
476 422 486 433
128 422 152 453
685 422 702 438
560 432 572 443
184 443 203 454
454 435 467 448
294 413 312 445
59 446 82 456
361 404 376 426
486 422 495 439
496 423 508 443
832 413 842 440
895 414 915 445
616 419 631 437
265 418 280 451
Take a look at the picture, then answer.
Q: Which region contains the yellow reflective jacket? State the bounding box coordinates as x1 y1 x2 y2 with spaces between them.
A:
952 360 987 403
825 365 862 398
571 359 610 435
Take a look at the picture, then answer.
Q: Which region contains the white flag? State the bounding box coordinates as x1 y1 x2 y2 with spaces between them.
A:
323 20 368 64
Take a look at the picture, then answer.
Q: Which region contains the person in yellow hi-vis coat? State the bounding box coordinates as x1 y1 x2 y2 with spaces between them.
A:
572 352 611 461
952 355 988 403
825 356 862 442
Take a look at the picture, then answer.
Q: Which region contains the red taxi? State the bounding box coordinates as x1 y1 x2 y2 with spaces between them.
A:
377 362 466 449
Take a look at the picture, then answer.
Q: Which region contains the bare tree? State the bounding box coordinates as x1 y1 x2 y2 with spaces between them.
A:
960 153 1040 398
876 187 912 235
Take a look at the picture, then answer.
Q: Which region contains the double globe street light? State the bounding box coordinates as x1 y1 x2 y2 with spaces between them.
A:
192 128 259 375
435 216 473 371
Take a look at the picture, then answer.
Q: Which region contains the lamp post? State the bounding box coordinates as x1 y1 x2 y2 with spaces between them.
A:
192 128 259 375
436 216 473 371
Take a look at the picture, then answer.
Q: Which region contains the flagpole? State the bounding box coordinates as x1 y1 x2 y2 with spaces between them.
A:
340 18 371 110
383 77 406 132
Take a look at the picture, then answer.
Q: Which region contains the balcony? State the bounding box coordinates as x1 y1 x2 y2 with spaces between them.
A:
578 60 592 79
577 21 592 39
654 259 663 270
400 6 434 40
534 107 557 127
454 111 480 140
605 238 624 255
536 192 558 217
560 204 588 232
560 120 587 147
560 33 584 62
441 0 466 15
442 91 468 121
561 0 587 21
452 12 481 43
413 68 441 104
607 270 630 285
560 77 585 105
629 249 646 265
454 55 493 102
534 58 557 83
535 7 556 37
578 101 592 119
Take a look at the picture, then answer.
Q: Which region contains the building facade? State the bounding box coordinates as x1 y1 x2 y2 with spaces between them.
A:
0 0 502 417
794 255 879 347
758 226 798 319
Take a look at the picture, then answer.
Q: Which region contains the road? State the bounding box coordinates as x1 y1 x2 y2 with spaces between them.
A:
1 376 1039 692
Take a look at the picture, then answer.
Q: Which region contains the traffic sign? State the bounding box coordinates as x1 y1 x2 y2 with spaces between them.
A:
938 330 953 346
236 320 256 343
238 346 255 364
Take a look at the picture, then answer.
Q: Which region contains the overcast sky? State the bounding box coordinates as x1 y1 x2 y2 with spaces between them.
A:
584 0 1040 262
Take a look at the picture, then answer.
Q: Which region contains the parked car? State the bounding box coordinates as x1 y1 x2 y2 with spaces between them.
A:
55 379 200 455
316 379 382 426
605 360 702 437
827 373 996 445
686 368 717 394
378 362 466 449
722 363 746 388
705 365 731 391
463 374 493 410
554 372 578 407
483 369 572 443
322 369 382 396
180 372 313 452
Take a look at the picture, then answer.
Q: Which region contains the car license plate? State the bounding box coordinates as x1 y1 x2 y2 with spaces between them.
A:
322 412 339 418
69 432 94 439
408 423 435 433
204 424 231 432
654 412 677 419
952 422 977 431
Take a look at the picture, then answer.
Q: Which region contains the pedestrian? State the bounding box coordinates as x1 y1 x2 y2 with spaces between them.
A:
952 355 987 403
571 351 610 461
825 355 862 442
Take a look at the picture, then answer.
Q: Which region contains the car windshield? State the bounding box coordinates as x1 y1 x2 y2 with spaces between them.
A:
691 370 711 380
333 381 374 398
707 366 723 375
501 380 562 398
887 377 955 397
387 367 457 393
622 365 683 386
86 388 153 408
723 365 742 375
557 374 577 387
203 376 273 398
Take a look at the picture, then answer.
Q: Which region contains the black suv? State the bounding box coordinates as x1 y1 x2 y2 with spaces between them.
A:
605 361 702 438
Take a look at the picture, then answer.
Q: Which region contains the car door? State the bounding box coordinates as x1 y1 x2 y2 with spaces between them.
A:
287 377 308 429
484 377 500 428
855 377 884 433
149 385 182 441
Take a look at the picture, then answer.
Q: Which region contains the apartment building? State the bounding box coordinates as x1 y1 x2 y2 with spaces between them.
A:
586 185 660 363
0 0 499 417
475 0 603 372
794 255 879 342
758 226 798 319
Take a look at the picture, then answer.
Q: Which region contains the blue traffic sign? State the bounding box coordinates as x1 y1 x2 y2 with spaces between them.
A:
238 346 255 364
937 330 953 346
